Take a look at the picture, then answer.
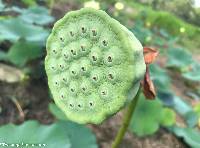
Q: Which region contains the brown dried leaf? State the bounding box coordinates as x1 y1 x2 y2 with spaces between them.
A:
141 66 156 100
143 47 159 64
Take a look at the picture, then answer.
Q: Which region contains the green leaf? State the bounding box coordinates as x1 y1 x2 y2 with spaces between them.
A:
21 0 37 7
0 18 49 44
49 103 68 121
7 41 43 67
131 20 152 44
0 120 97 148
184 111 199 127
0 50 7 60
172 95 198 127
160 108 176 126
129 95 175 136
194 103 200 117
153 36 165 47
182 62 200 82
19 6 54 25
166 48 193 71
149 64 171 92
172 95 192 115
0 0 5 11
171 126 200 148
159 29 169 38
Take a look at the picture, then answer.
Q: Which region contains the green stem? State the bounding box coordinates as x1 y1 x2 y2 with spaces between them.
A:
111 86 141 148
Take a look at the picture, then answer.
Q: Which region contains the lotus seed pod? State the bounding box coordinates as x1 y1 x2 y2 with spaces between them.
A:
45 8 146 124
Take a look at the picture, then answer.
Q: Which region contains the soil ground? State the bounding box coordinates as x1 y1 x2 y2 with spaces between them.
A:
0 79 187 148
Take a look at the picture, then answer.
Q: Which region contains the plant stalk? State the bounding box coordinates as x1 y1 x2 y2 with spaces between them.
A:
111 86 141 148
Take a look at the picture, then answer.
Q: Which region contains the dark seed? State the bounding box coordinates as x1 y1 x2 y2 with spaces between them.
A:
108 56 112 62
81 27 86 33
92 56 97 61
81 67 85 71
64 54 68 58
81 45 85 51
93 76 97 81
92 29 97 36
70 31 74 36
53 50 56 53
101 91 106 95
102 40 107 46
71 50 76 55
60 37 63 41
108 74 113 79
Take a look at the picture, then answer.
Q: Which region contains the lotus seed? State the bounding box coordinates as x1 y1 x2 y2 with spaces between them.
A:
81 27 86 33
92 29 97 36
60 37 64 41
108 56 112 62
70 31 73 36
102 40 107 46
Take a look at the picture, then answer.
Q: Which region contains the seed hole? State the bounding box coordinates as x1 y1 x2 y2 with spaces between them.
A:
51 66 55 69
108 74 113 79
81 45 85 51
70 104 73 107
82 87 86 91
108 56 112 62
53 49 56 53
60 37 63 41
81 67 85 71
81 27 86 33
70 31 74 37
92 29 97 36
71 50 76 55
55 82 58 85
93 76 97 81
101 91 106 95
78 104 81 108
59 64 63 69
64 54 68 58
89 102 93 106
92 56 97 61
61 95 64 98
71 71 76 75
71 88 74 92
102 40 107 46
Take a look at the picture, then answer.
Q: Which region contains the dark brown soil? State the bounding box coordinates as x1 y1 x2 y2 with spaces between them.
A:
0 79 187 148
90 111 187 148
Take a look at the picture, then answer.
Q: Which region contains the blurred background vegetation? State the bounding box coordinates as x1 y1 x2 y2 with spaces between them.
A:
0 0 200 148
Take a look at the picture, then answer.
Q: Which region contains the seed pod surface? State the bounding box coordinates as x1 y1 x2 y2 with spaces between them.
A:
45 8 145 124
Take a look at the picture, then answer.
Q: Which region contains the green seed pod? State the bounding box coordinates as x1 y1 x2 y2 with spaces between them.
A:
45 8 146 124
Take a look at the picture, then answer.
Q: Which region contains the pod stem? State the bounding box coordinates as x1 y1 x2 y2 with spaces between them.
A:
111 85 141 148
